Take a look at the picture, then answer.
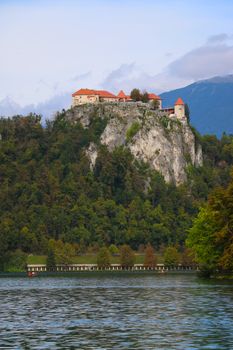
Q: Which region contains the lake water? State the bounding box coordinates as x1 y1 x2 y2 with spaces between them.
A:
0 273 233 349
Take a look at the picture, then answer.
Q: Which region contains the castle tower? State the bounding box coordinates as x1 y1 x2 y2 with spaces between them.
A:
174 97 185 119
117 90 127 102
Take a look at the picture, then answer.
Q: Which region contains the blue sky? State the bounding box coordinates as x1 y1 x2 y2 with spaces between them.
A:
1 0 233 105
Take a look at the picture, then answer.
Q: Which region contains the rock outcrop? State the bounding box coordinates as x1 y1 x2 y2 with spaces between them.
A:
66 103 203 185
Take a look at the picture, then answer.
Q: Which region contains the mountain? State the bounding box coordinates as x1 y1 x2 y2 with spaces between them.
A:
2 74 233 136
160 75 233 136
0 93 71 122
0 96 23 116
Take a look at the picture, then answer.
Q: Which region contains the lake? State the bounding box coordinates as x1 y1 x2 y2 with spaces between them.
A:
0 273 233 349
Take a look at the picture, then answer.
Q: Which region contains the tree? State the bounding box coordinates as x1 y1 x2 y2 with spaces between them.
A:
109 244 119 256
46 248 56 271
4 249 27 272
184 103 190 122
97 247 111 268
186 207 220 270
181 247 195 266
144 244 157 268
151 99 160 110
141 91 149 103
120 245 135 267
19 227 38 253
164 246 180 266
130 88 141 101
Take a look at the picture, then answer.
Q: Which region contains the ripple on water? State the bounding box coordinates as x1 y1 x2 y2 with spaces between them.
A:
0 274 233 349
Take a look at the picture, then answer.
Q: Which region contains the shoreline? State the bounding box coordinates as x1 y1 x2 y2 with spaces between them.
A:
0 270 198 278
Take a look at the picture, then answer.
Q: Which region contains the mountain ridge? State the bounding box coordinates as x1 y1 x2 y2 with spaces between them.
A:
161 76 233 136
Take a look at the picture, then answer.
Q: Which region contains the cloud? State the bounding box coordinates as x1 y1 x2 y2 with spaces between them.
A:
167 41 233 81
207 33 230 44
101 63 163 93
100 60 193 94
101 34 233 94
71 71 91 82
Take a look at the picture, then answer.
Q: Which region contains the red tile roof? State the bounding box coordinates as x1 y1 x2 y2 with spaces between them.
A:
72 88 118 98
95 90 118 98
72 88 95 97
117 90 127 98
175 97 185 105
148 93 161 100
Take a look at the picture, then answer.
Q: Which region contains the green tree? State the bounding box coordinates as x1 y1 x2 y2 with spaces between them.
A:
141 91 149 103
164 246 180 266
109 244 119 256
97 247 111 268
184 103 190 122
46 248 56 271
19 227 38 253
186 207 219 270
4 249 27 272
130 88 141 101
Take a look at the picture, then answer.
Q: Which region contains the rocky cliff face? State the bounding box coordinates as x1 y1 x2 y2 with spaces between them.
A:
66 103 203 185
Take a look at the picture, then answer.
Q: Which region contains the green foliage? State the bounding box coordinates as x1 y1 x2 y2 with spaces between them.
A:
1 112 233 271
120 244 135 267
130 89 149 103
4 249 27 272
48 239 76 265
187 172 233 272
46 248 56 271
130 88 141 101
126 122 141 142
151 99 159 110
164 246 180 266
159 116 169 129
97 247 111 267
109 244 119 255
184 103 190 123
141 91 149 103
186 207 219 269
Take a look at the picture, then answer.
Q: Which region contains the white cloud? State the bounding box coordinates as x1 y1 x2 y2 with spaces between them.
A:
167 42 233 81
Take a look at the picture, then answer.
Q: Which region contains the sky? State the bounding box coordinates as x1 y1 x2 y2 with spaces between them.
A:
1 0 233 106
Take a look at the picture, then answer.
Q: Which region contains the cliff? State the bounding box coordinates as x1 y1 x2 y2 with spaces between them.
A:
66 103 203 185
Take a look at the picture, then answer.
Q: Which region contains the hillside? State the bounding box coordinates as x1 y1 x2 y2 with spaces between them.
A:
1 104 233 271
161 75 233 136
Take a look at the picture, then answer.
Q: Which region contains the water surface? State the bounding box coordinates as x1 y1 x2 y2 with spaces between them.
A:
0 273 233 349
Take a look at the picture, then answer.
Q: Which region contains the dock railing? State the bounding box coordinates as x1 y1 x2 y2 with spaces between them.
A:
27 263 198 273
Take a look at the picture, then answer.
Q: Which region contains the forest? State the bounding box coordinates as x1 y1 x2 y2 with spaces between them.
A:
0 111 233 271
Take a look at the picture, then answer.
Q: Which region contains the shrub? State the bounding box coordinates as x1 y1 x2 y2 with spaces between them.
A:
126 122 141 142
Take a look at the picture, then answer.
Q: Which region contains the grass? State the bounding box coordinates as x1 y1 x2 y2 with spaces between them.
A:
27 254 164 265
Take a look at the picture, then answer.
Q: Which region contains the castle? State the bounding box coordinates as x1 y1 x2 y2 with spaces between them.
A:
71 88 186 119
